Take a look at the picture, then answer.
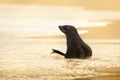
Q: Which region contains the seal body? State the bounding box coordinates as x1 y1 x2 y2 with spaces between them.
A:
52 25 92 59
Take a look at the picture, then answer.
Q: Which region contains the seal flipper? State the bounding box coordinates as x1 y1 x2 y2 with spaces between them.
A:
51 49 65 56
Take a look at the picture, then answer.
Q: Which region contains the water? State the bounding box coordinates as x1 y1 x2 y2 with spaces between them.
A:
0 4 120 80
0 36 120 80
0 5 120 36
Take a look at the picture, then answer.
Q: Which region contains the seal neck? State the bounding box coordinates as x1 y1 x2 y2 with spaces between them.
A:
66 31 85 50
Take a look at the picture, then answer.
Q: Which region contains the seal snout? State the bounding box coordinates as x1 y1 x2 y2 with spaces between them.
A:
59 25 63 31
59 25 62 29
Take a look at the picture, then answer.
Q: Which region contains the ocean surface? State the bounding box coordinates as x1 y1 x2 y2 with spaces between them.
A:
0 35 120 80
0 5 120 80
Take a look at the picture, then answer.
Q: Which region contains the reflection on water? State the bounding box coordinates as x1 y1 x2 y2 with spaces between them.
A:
0 36 120 80
0 4 120 80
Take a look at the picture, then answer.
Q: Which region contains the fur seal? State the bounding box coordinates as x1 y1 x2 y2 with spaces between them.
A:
52 25 92 59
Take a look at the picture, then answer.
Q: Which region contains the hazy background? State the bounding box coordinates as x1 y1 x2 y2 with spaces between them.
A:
0 0 120 80
0 0 120 39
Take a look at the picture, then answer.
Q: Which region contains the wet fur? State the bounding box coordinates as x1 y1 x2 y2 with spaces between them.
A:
52 25 92 59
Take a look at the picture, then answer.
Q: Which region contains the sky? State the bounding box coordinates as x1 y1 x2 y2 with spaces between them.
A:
0 0 120 39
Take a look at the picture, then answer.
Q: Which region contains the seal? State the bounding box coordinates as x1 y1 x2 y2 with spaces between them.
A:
52 25 92 59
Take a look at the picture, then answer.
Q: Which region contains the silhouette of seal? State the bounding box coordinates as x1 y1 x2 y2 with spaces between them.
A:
52 25 92 59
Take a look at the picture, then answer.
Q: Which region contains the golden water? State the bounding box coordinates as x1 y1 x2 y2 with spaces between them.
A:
0 36 120 80
0 4 120 80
